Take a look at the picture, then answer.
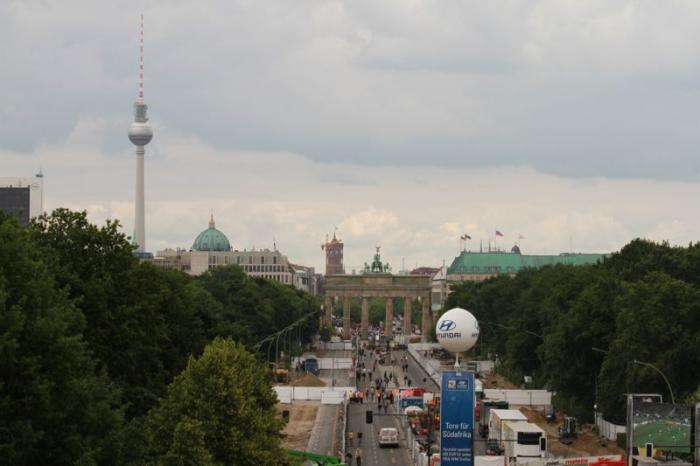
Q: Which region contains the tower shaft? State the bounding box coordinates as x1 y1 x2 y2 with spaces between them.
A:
135 147 145 253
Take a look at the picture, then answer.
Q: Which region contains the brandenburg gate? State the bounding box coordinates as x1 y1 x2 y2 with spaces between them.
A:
323 248 432 341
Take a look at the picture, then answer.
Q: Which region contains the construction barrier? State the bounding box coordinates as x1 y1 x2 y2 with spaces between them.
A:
274 386 354 404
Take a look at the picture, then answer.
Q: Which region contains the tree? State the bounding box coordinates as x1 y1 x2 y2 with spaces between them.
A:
145 338 289 465
0 213 123 465
31 209 226 419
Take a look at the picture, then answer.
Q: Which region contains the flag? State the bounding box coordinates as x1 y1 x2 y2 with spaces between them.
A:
463 234 472 240
495 230 504 237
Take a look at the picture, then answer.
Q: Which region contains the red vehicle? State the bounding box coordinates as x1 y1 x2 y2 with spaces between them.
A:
400 388 427 398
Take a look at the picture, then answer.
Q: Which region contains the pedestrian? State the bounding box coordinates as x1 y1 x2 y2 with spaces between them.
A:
356 448 362 466
348 431 354 447
408 379 412 387
345 451 353 466
358 431 363 445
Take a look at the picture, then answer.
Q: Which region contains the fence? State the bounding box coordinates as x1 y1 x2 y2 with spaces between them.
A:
273 386 354 405
483 389 552 407
319 341 353 351
291 357 354 370
595 413 626 441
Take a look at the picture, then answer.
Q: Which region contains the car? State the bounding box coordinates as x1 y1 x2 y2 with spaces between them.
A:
378 427 399 448
544 404 556 422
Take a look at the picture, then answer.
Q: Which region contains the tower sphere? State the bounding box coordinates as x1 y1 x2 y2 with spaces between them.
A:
128 120 153 146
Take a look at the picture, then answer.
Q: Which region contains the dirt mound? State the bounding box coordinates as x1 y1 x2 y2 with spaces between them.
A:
278 402 319 450
291 373 327 387
482 372 517 389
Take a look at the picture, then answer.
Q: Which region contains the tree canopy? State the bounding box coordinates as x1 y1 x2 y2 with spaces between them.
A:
144 338 288 466
0 210 316 464
445 239 700 422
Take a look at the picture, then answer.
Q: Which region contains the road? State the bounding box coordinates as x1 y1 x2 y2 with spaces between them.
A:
346 343 438 466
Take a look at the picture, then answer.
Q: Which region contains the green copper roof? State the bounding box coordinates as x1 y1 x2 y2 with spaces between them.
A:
447 250 607 275
192 215 231 252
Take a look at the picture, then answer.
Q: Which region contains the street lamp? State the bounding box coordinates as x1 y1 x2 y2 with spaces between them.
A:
633 360 675 405
591 348 676 405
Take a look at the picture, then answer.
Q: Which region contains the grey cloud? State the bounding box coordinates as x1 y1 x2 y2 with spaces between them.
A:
3 1 700 181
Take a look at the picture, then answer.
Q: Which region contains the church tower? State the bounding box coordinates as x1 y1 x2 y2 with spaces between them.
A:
321 232 344 275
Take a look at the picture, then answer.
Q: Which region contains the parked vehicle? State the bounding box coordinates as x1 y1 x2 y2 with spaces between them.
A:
485 439 502 456
502 421 546 459
559 416 577 445
378 427 399 448
488 409 527 441
303 357 320 376
478 401 509 438
544 405 556 422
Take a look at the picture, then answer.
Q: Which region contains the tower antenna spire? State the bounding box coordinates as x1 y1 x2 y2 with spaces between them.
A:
138 13 144 103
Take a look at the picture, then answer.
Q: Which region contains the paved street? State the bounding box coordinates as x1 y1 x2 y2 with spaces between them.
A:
345 343 438 466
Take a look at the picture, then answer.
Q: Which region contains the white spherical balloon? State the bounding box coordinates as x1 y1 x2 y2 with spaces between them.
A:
435 308 480 353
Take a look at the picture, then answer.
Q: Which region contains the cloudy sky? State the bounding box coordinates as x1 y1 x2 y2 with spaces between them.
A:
3 0 700 271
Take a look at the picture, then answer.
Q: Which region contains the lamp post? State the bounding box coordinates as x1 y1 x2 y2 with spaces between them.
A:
633 359 675 405
591 348 676 405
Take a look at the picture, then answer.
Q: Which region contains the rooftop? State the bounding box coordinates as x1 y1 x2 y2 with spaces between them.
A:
447 250 607 275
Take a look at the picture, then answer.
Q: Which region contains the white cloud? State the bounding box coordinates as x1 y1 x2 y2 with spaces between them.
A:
4 126 700 272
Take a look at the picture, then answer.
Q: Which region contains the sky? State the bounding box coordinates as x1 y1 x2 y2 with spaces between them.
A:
3 0 700 272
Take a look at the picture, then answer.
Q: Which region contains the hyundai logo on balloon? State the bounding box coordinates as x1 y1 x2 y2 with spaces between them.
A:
439 320 457 331
435 308 480 354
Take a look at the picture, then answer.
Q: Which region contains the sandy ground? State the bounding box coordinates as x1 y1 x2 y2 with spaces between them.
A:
278 401 320 451
482 372 518 389
520 407 623 457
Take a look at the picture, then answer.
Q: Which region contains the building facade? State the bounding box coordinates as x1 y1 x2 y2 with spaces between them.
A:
154 215 316 294
0 174 44 226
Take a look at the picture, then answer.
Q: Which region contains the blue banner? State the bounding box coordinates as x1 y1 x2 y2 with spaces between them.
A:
440 371 475 466
399 396 424 410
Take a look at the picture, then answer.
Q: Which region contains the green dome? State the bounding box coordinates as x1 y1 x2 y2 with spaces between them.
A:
192 215 231 252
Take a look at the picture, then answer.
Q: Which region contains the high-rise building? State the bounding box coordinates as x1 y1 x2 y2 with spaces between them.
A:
0 173 44 226
127 14 153 256
321 232 344 275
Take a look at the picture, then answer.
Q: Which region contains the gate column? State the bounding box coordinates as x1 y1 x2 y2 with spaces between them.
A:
421 296 431 342
324 295 332 326
384 298 393 337
361 297 369 340
403 297 412 335
343 296 351 339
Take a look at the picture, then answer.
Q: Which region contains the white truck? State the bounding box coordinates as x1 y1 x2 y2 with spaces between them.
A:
502 421 546 460
488 409 528 441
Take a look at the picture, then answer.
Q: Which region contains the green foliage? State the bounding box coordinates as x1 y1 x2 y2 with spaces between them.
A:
0 212 123 465
0 209 320 463
447 239 700 422
144 338 289 466
196 265 319 348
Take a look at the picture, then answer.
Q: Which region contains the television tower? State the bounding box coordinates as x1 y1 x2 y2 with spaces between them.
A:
127 14 153 254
